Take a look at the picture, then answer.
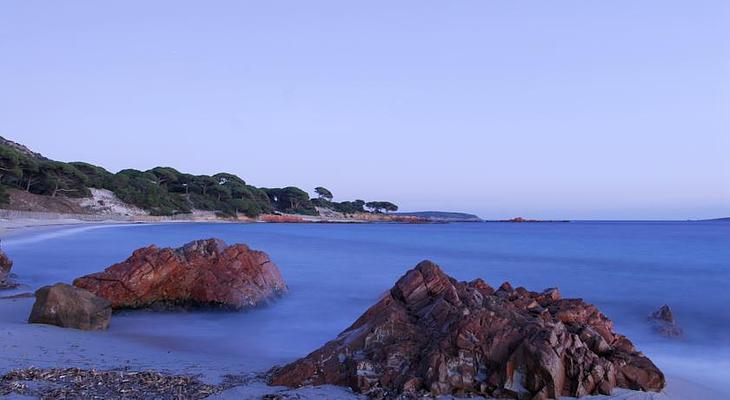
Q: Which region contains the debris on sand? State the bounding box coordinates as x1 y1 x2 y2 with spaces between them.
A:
0 368 245 400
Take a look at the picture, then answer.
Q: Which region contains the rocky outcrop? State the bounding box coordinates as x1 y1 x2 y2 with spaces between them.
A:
270 261 665 399
73 239 287 310
0 250 14 288
648 304 683 338
28 283 111 330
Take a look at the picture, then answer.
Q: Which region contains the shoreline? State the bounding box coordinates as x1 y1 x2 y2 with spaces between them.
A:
0 217 227 240
0 218 136 239
0 209 448 239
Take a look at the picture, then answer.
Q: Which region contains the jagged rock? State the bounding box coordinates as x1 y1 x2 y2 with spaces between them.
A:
28 283 111 330
73 238 287 310
270 261 665 399
0 250 13 288
648 304 683 338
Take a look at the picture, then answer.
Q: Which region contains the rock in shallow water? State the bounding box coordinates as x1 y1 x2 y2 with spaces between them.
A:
270 260 665 399
73 238 287 310
28 283 111 330
0 249 14 287
648 304 683 338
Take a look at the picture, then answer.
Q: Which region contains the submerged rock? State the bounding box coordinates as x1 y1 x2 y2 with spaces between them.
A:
28 283 111 330
0 249 14 288
270 260 665 399
73 238 287 310
648 304 683 338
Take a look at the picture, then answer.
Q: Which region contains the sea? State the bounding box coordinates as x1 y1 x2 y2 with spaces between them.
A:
2 221 729 398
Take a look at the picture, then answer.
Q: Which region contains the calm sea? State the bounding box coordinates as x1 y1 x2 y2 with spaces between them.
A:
4 221 729 394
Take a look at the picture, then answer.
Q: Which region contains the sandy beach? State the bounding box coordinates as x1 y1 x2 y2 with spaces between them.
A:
0 217 135 239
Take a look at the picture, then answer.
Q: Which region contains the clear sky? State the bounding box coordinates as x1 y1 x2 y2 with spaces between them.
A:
1 1 728 219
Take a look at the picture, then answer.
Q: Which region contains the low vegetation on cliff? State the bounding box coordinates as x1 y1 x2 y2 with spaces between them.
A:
0 137 398 218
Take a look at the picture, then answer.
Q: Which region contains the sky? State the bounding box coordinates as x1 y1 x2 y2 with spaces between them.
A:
0 1 728 220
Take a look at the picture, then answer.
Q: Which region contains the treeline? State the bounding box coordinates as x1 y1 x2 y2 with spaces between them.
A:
0 137 397 218
310 186 398 214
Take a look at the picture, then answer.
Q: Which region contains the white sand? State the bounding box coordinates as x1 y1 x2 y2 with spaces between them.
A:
0 218 127 238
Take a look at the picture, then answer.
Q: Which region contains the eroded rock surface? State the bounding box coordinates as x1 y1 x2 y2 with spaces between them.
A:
28 283 111 330
73 238 287 310
270 261 664 399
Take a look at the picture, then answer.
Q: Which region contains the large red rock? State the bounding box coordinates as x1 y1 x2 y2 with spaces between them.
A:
73 238 287 310
270 261 664 399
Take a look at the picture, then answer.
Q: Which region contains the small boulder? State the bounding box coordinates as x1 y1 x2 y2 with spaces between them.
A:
29 283 111 330
649 304 683 338
0 250 14 288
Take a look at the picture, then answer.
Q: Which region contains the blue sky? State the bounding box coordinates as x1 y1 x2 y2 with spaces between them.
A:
1 1 728 219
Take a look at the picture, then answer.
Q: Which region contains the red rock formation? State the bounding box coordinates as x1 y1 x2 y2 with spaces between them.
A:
74 239 287 310
270 261 664 399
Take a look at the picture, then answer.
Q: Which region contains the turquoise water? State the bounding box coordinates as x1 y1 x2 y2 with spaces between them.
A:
4 221 729 392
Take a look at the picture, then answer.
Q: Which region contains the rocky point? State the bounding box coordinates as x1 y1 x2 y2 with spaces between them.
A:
74 238 287 310
270 260 665 399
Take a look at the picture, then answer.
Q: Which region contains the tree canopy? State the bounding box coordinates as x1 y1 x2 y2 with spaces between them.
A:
264 187 318 215
365 201 399 213
314 186 333 201
0 136 399 219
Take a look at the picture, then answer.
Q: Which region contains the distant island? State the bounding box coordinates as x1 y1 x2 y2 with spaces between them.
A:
0 136 468 224
704 217 730 222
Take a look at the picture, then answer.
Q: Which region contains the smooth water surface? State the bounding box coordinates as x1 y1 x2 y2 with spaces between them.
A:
3 221 729 392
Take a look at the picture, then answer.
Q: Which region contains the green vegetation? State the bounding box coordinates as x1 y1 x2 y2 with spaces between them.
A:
0 144 91 199
263 187 317 215
365 201 399 213
0 137 270 216
395 211 482 222
314 186 333 201
310 187 398 215
0 137 399 218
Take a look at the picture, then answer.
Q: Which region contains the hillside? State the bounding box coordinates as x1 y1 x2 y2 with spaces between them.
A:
0 136 397 219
